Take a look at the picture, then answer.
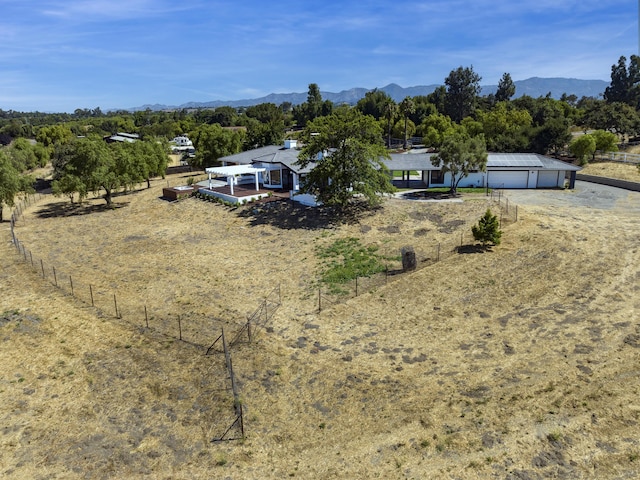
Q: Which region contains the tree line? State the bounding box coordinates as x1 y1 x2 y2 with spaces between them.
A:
1 55 638 214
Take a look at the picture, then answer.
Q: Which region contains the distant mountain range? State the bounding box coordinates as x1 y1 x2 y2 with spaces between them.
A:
129 77 608 112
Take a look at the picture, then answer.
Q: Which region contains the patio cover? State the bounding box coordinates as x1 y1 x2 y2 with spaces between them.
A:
204 165 266 194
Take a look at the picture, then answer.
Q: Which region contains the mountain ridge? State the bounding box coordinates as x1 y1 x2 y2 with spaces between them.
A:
129 77 607 111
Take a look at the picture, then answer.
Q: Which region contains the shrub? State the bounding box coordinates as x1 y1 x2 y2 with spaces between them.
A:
472 209 502 249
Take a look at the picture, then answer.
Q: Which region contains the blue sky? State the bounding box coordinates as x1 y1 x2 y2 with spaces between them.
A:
1 0 637 112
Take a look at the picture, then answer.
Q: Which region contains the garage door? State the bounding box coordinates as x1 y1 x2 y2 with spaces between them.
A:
487 170 529 188
537 170 561 188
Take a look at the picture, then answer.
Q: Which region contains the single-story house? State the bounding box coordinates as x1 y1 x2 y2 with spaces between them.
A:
217 142 582 204
218 139 320 206
386 151 582 189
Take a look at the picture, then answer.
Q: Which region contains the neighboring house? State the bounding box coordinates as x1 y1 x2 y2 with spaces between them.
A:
104 132 139 143
217 142 582 205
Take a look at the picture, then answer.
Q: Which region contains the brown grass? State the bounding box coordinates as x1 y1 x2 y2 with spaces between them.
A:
1 165 639 479
581 160 640 182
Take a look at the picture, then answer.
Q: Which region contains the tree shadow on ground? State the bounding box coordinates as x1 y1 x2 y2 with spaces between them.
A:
35 200 129 219
400 190 461 200
457 244 491 254
236 199 380 230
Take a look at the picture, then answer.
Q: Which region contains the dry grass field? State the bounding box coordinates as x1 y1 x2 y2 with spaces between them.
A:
1 161 639 479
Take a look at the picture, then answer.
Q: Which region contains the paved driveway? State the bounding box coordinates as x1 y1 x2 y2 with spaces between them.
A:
504 181 640 214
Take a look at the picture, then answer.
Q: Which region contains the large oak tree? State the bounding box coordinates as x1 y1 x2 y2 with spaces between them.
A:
296 107 395 210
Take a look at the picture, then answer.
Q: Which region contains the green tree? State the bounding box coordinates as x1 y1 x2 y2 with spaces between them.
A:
495 72 516 102
191 124 245 169
383 99 398 148
478 103 532 152
356 89 393 120
51 138 150 206
431 131 488 195
419 113 456 148
591 130 618 157
399 97 415 149
293 83 327 127
472 209 502 249
36 124 74 148
444 66 482 123
569 134 596 165
580 100 639 137
603 55 640 107
0 150 33 222
427 85 447 115
7 138 39 171
296 107 395 210
242 103 285 148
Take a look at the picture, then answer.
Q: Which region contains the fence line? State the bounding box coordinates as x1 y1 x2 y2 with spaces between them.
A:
7 192 280 443
317 192 518 311
598 150 640 164
206 328 245 442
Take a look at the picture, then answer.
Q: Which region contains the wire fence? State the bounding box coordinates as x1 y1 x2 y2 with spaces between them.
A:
7 188 516 436
7 192 283 442
316 191 518 310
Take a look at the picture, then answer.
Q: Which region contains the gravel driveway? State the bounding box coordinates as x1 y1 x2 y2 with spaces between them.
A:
504 180 640 214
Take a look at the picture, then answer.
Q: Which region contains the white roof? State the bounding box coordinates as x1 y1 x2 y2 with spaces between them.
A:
205 165 266 176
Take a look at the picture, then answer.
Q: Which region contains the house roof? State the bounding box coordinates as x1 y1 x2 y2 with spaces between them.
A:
219 145 315 174
384 152 581 172
219 145 582 173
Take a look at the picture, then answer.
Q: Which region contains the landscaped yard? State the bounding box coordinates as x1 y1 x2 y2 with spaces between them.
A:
1 162 639 479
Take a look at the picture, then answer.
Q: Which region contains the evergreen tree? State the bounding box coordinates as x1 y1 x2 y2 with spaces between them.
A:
495 72 516 102
444 66 482 123
472 209 502 249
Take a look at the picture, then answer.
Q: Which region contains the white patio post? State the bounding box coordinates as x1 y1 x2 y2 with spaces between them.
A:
228 176 235 196
254 172 259 191
208 171 212 189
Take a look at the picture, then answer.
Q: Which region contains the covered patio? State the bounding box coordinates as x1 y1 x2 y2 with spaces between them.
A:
201 164 271 204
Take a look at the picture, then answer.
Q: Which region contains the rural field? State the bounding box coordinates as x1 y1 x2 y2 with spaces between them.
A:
1 161 639 479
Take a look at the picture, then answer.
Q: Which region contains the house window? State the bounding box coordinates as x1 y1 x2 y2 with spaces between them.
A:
430 170 445 184
269 169 281 186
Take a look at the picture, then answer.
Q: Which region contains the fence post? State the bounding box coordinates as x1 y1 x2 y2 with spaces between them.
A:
70 275 74 296
144 305 149 328
53 266 57 287
40 259 45 278
437 243 441 262
90 285 94 306
247 318 252 343
318 288 322 313
29 251 33 267
178 314 182 340
515 205 518 222
113 293 119 318
355 276 358 297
